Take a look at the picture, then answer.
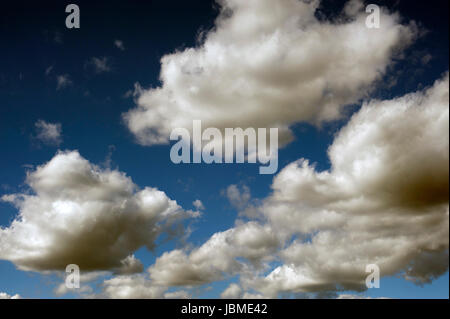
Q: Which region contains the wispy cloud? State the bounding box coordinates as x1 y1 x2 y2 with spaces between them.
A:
114 39 125 51
87 57 112 74
34 120 62 146
56 74 72 90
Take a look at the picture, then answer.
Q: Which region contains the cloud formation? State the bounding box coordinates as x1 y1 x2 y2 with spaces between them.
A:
142 73 448 298
0 292 21 299
148 222 279 286
87 57 112 74
114 40 125 51
248 73 449 296
34 120 62 146
0 150 197 272
56 74 72 90
123 0 417 146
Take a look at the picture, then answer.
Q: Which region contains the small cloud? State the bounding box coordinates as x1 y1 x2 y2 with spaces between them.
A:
0 292 21 299
87 57 112 74
34 120 62 146
123 82 143 99
56 74 72 90
114 39 125 51
193 199 205 210
225 184 250 210
45 65 53 76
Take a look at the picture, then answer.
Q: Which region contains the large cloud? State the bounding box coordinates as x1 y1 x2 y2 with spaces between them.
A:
144 73 448 298
123 0 417 146
0 150 197 272
249 73 449 296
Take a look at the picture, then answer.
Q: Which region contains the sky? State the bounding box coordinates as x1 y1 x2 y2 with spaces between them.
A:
0 0 448 299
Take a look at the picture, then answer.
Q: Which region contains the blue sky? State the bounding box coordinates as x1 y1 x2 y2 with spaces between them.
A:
0 0 448 299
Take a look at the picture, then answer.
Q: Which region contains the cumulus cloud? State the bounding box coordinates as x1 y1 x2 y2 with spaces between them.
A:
101 274 190 299
102 275 167 299
0 292 21 299
247 73 449 296
123 0 417 147
0 150 197 272
148 222 279 287
221 283 242 299
139 73 448 298
34 120 62 146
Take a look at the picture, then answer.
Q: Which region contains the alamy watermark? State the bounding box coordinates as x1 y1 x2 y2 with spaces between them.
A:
65 264 80 289
365 264 380 288
170 120 279 175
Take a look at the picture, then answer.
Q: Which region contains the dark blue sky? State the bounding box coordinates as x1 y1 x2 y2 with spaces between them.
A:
0 0 448 298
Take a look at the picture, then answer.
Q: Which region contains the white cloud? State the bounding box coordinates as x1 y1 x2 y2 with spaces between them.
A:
137 73 448 298
35 120 62 146
114 40 125 51
0 292 21 299
102 275 167 299
123 0 417 147
221 283 242 299
0 150 198 272
56 74 72 90
193 199 205 210
225 184 251 210
148 222 279 286
247 73 449 296
101 274 190 299
87 57 112 74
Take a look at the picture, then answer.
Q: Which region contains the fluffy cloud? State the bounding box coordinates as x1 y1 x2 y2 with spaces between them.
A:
140 73 448 298
114 40 125 51
102 275 167 299
192 199 205 210
34 120 62 146
248 73 449 296
148 222 279 286
101 274 190 299
123 0 417 146
0 150 197 272
0 292 21 299
221 283 242 299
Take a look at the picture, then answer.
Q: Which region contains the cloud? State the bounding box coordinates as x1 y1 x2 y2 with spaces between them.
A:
247 73 449 296
221 283 242 299
101 274 190 299
123 0 417 147
225 184 251 210
34 120 62 146
56 74 72 90
148 222 279 286
87 57 112 74
193 199 205 210
0 150 198 272
0 292 21 299
102 275 167 299
135 73 448 298
114 40 125 51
